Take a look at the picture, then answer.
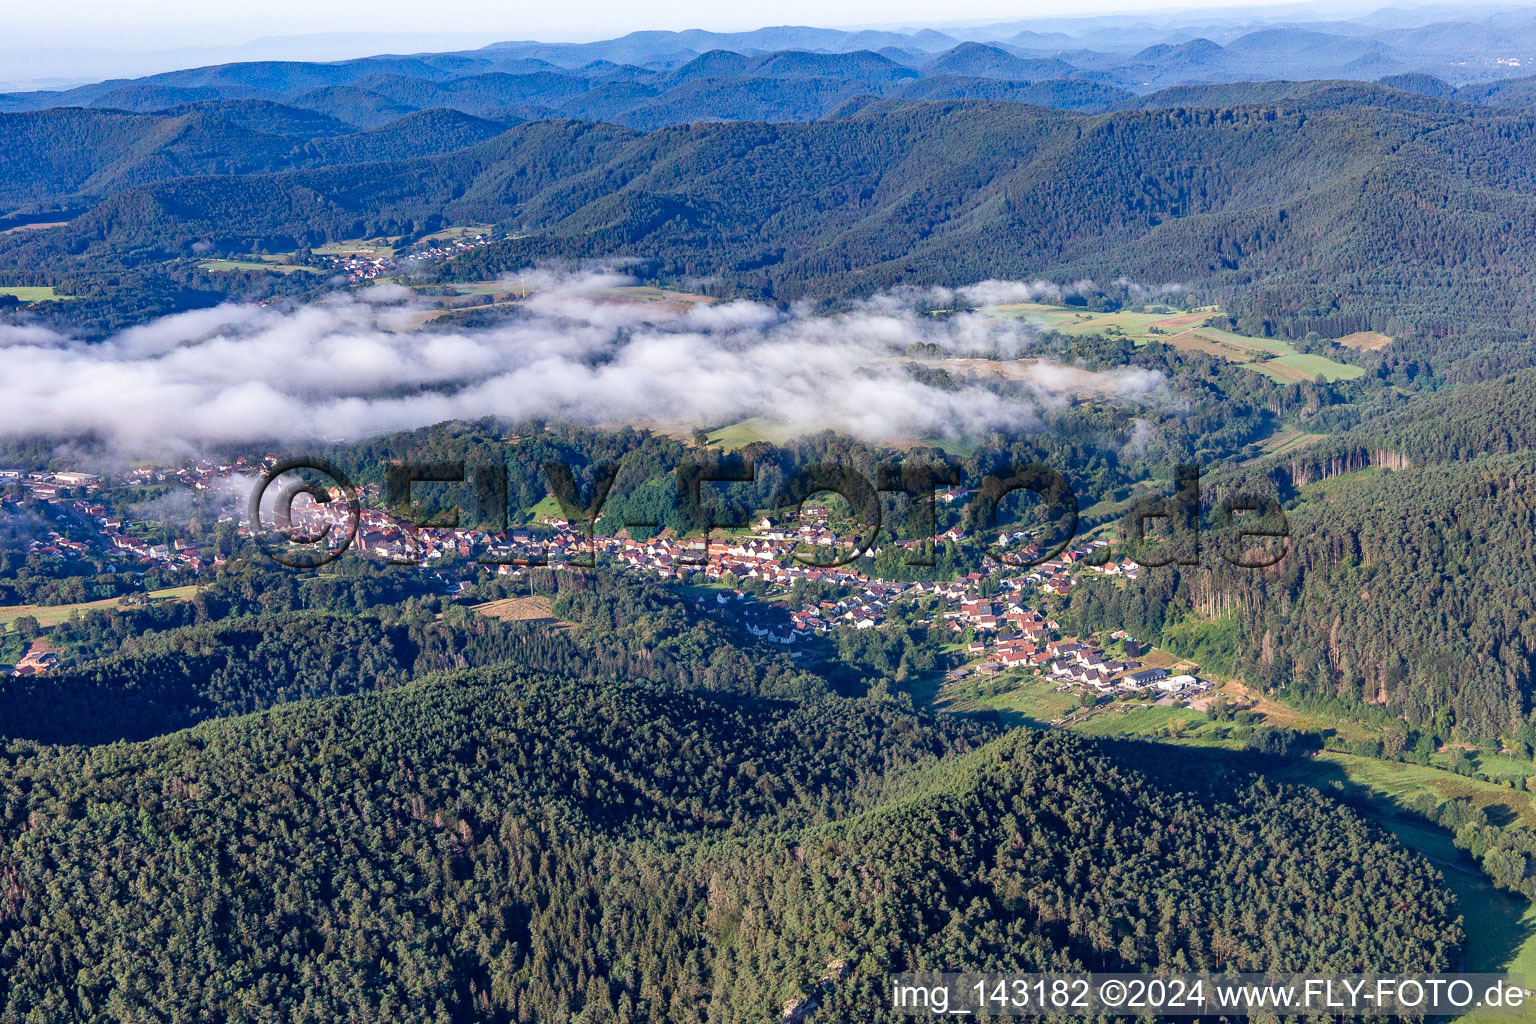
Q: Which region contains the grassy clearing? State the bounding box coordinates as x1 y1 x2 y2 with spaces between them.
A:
1250 352 1367 383
1162 331 1241 359
979 303 1365 383
1337 330 1393 351
1259 427 1329 457
471 595 558 623
1070 703 1208 737
0 285 71 302
940 676 1083 726
415 224 494 244
0 221 67 234
199 259 321 275
1226 683 1374 739
1147 310 1212 328
1282 352 1367 380
602 285 715 310
525 494 565 520
1164 326 1363 381
981 301 1089 330
1134 645 1193 671
1245 359 1310 383
1239 425 1330 466
980 304 1218 343
1274 753 1536 827
1051 310 1182 339
1079 494 1135 520
462 281 711 309
1188 326 1293 356
313 239 396 257
915 437 979 458
707 417 789 449
1294 465 1381 501
1457 749 1536 788
0 585 200 632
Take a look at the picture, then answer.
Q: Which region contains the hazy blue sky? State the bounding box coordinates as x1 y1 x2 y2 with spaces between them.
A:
8 0 1338 51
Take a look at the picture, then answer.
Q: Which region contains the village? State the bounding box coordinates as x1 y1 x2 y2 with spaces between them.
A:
269 484 1211 696
0 461 254 575
317 230 501 284
1 458 1212 707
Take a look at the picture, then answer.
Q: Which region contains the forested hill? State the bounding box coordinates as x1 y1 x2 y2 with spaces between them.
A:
0 106 514 208
0 559 1467 1018
0 663 1462 1021
11 91 1536 353
1071 366 1536 744
0 77 1463 210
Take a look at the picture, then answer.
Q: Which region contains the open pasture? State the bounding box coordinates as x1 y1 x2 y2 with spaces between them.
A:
0 585 200 633
0 286 71 302
1251 352 1367 382
1336 330 1393 350
471 596 559 624
0 221 67 234
442 281 517 296
980 301 1368 382
313 239 397 257
199 259 321 275
982 301 1089 330
706 417 791 449
416 224 494 244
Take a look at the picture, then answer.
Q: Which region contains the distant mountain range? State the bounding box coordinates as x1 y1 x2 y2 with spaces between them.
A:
9 82 1536 346
3 22 1536 144
6 8 1536 344
5 5 1536 126
4 58 1532 214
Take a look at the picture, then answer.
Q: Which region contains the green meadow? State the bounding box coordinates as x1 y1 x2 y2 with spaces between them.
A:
981 302 1365 383
0 285 72 302
198 259 322 275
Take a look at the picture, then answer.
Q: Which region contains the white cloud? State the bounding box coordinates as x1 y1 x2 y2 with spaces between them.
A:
0 270 1168 457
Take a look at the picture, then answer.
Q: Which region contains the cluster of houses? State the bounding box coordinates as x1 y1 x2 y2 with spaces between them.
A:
291 509 1208 706
0 461 255 573
104 531 224 573
327 252 394 283
1011 538 1143 593
267 497 1086 643
0 468 100 501
257 497 1176 661
953 614 1213 699
398 233 495 266
2 470 110 563
317 232 497 284
4 456 1206 697
125 457 260 491
295 503 906 642
956 625 1142 688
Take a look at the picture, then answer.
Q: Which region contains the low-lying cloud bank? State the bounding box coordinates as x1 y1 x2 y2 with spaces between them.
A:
0 270 1167 458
